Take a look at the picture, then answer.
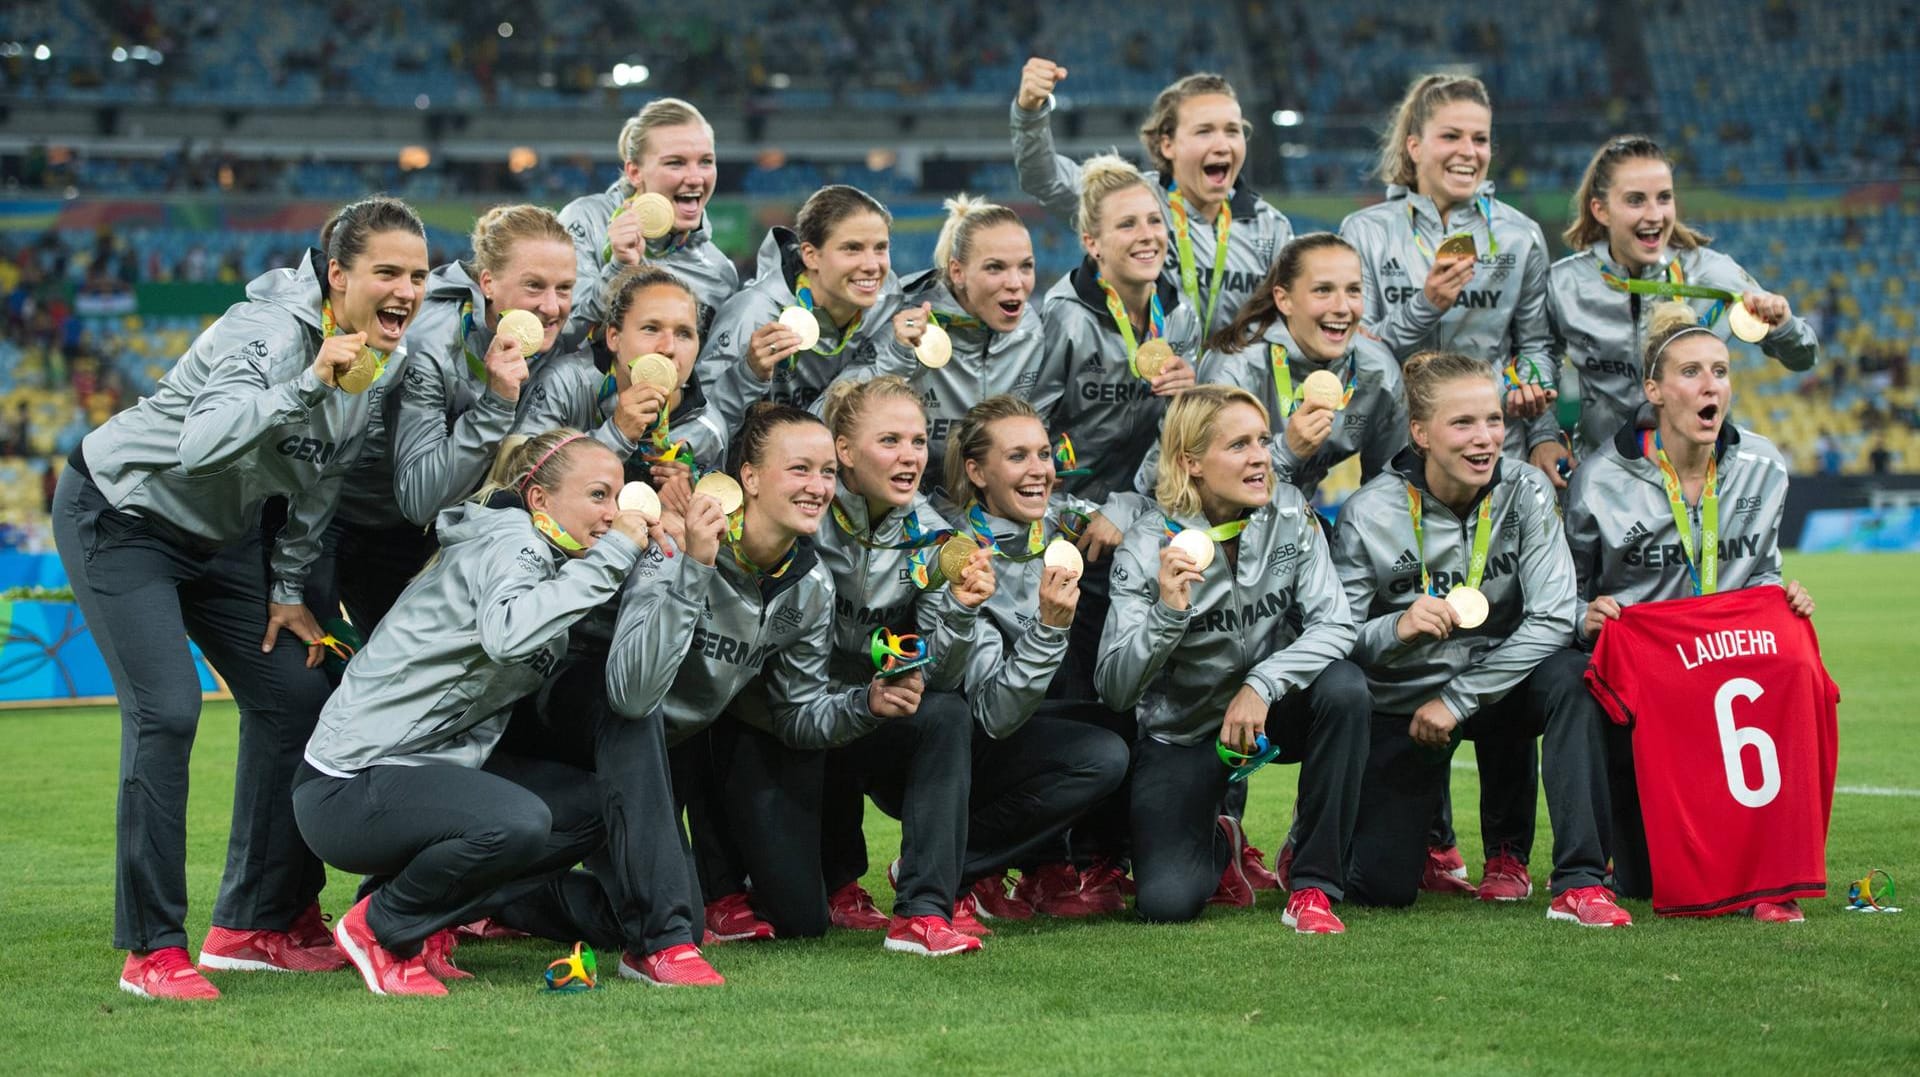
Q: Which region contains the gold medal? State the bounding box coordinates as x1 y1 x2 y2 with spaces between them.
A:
1436 233 1478 262
1445 585 1489 630
1727 297 1769 344
1169 528 1215 571
1042 537 1084 579
915 322 952 368
694 472 744 516
1134 339 1175 379
630 192 676 240
617 480 662 521
938 534 979 587
777 306 821 351
627 352 679 395
335 347 382 394
1301 368 1345 408
496 308 546 357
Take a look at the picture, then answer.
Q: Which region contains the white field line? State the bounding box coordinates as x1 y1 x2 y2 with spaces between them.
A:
1445 760 1919 797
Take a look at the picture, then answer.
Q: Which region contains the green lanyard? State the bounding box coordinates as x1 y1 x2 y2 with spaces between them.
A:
791 273 861 358
1162 516 1249 543
1269 345 1356 418
965 503 1046 561
319 300 392 387
1405 482 1493 597
1407 194 1501 263
1095 273 1167 378
828 499 948 551
1644 430 1719 595
1167 185 1231 331
1595 257 1734 327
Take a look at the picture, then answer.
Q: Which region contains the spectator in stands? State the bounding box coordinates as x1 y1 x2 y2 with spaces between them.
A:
1 401 29 455
1816 430 1842 474
1870 440 1893 475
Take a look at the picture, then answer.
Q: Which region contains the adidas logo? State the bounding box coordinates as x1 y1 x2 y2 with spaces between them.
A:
1086 352 1106 372
1622 521 1651 545
1391 548 1421 573
922 389 941 408
1383 257 1405 275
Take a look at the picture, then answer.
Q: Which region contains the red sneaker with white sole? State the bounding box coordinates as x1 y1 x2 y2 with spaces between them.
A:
1477 852 1535 903
334 897 447 996
121 947 220 1001
1546 886 1633 928
1751 900 1805 924
969 873 1036 920
620 944 724 987
1420 845 1478 896
289 904 345 956
883 916 982 957
827 881 890 932
198 923 349 973
1208 816 1255 908
1240 837 1282 891
950 892 993 938
421 930 471 981
1282 887 1346 934
1014 863 1108 918
705 891 777 942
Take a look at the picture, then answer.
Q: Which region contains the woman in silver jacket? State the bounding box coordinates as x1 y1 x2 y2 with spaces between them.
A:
1566 302 1814 923
52 197 428 1001
297 430 660 996
1548 135 1819 455
1097 385 1366 933
1332 352 1628 927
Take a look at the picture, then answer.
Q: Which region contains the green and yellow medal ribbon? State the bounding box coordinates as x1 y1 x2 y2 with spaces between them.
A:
726 518 797 580
1053 433 1091 477
965 503 1047 562
791 273 861 359
1407 194 1501 264
1405 482 1494 597
1642 430 1718 596
319 299 392 388
1167 184 1231 331
1270 344 1357 417
1596 257 1734 328
1095 273 1167 379
1161 516 1249 544
830 500 951 551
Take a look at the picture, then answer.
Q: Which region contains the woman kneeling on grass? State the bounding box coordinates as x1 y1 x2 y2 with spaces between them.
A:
295 429 659 996
1096 385 1368 933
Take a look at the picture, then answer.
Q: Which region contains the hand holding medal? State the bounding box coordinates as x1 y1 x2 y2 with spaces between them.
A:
1038 539 1084 628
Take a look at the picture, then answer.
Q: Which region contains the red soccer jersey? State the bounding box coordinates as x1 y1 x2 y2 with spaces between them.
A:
1585 587 1839 917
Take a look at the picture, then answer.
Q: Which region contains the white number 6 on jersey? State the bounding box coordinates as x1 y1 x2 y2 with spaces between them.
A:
1715 677 1781 809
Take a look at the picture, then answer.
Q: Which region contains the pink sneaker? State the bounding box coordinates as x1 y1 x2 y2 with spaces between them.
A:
1546 886 1633 928
883 915 982 957
1478 852 1534 903
1420 845 1478 896
1208 816 1255 908
334 897 448 996
198 922 348 973
1282 887 1345 934
1240 837 1282 892
1751 900 1805 924
421 930 471 981
1013 863 1108 918
620 944 724 987
969 873 1036 921
705 891 777 942
827 881 890 932
949 892 994 938
120 947 220 1001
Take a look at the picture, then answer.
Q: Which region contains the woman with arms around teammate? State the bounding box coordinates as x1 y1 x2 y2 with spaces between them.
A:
1340 74 1563 480
941 396 1132 920
1097 385 1367 932
1332 351 1628 927
297 431 661 996
392 205 582 529
605 403 982 957
1549 135 1819 455
557 97 738 347
52 197 429 999
893 196 1049 508
1013 61 1293 339
1567 303 1812 922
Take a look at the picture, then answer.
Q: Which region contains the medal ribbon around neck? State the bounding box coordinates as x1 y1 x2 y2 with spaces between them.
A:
1405 482 1494 598
1642 430 1719 596
1161 515 1249 544
1053 433 1091 478
1407 193 1501 264
791 273 861 359
965 503 1047 562
1166 184 1232 332
1596 257 1734 328
1095 273 1167 379
320 299 392 387
830 499 951 551
928 309 985 333
597 362 693 472
726 513 798 580
1269 344 1357 418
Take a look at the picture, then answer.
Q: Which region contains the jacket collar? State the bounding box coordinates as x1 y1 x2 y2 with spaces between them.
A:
1387 446 1505 518
1158 168 1263 220
1067 255 1183 330
1612 403 1741 463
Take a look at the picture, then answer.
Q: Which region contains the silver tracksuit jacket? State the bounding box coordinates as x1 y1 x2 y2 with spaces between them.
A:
1566 408 1788 639
1339 182 1559 457
304 498 640 774
605 535 885 750
1547 242 1820 452
947 506 1078 738
80 251 374 605
1331 449 1577 721
1096 487 1356 746
558 181 740 347
1011 96 1294 337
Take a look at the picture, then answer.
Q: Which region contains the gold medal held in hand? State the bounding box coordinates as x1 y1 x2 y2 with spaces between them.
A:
1042 537 1084 579
937 534 979 587
1727 296 1769 344
496 308 546 357
694 472 744 516
335 346 383 394
1133 339 1175 379
1436 233 1478 262
1301 368 1345 408
777 306 821 351
1445 585 1489 630
617 481 662 521
915 322 952 368
630 192 676 240
627 352 679 395
1168 528 1215 571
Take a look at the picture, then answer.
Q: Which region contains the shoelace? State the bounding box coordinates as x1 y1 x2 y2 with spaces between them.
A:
148 948 199 979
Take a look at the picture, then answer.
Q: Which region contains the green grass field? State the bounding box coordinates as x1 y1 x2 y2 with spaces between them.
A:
2 553 1916 1075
